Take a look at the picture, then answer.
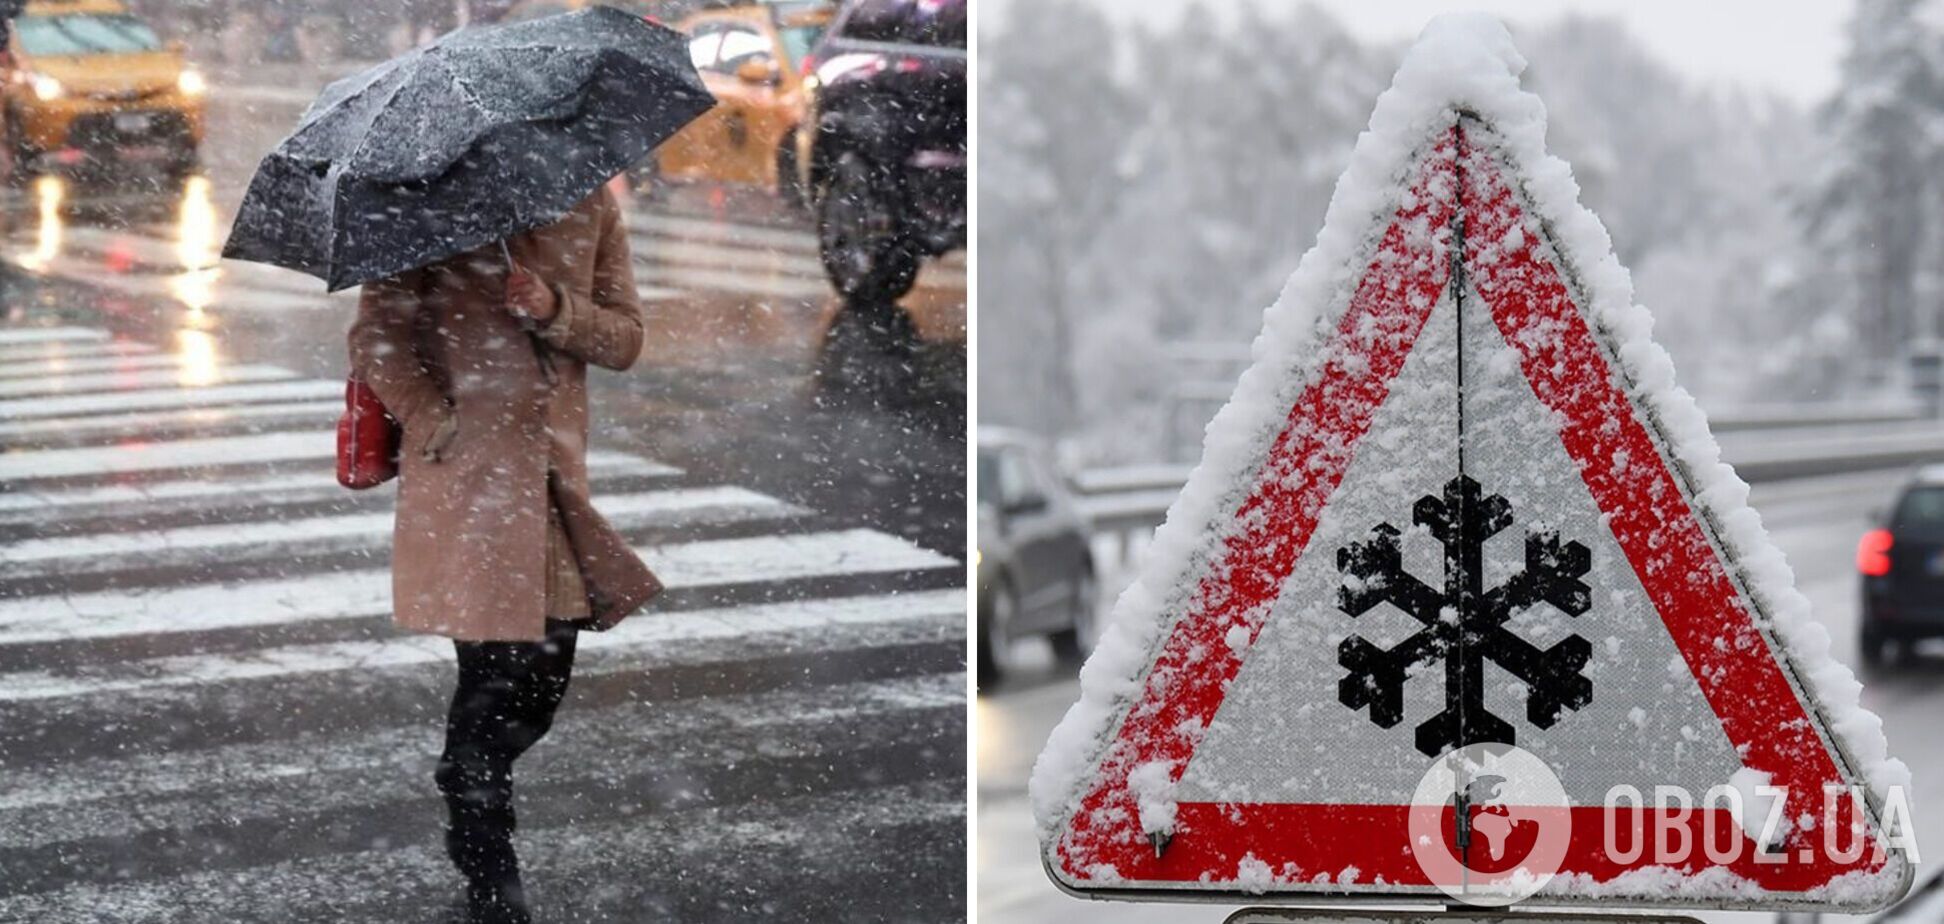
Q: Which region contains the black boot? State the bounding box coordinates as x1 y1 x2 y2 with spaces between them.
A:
437 761 532 924
465 877 531 924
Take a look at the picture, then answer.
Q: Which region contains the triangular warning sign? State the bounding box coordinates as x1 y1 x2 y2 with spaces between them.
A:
1033 15 1913 913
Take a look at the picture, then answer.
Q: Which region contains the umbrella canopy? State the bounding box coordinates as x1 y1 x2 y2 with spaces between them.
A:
222 6 713 291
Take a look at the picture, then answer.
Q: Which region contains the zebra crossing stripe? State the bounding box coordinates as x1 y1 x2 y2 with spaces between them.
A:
638 264 830 300
0 340 154 364
0 380 345 421
0 486 801 575
60 227 323 296
0 528 955 644
651 238 824 275
0 327 107 345
631 211 819 253
0 779 960 919
0 452 681 518
0 590 962 703
0 430 329 481
0 352 220 380
0 363 297 400
0 399 342 440
0 676 961 853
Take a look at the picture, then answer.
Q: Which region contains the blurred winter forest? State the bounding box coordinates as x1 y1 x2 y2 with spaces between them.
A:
980 0 1938 465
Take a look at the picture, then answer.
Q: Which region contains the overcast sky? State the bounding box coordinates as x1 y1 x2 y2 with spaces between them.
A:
983 0 1853 106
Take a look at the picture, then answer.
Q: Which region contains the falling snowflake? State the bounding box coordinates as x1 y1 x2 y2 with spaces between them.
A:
1336 474 1594 757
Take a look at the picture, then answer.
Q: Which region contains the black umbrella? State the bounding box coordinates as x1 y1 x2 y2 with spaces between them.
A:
222 6 713 292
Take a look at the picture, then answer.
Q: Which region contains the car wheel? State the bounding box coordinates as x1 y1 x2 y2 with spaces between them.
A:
818 150 919 303
1051 569 1098 664
812 296 918 409
977 580 1019 690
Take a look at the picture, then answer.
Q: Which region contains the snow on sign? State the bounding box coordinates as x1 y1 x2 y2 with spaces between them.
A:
1031 15 1915 913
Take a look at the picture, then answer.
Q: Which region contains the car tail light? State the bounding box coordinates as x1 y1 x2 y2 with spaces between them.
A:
1858 529 1894 576
800 52 819 77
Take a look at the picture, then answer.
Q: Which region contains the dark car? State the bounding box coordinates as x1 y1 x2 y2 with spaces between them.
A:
797 0 965 303
1858 466 1944 668
977 428 1096 687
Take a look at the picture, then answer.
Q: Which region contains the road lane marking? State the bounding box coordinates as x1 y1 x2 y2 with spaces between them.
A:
0 780 963 919
0 486 801 575
0 451 681 517
0 590 963 704
0 528 957 643
0 400 342 440
631 212 819 253
0 430 329 481
0 340 155 364
0 352 226 380
0 364 296 399
0 328 106 345
0 378 342 420
637 263 831 300
649 237 825 276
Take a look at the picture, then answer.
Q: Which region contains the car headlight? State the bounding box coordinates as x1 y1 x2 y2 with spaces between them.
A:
29 74 62 101
177 70 206 96
974 548 981 567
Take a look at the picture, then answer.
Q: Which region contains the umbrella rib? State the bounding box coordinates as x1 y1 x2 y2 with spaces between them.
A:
429 48 499 123
341 62 420 174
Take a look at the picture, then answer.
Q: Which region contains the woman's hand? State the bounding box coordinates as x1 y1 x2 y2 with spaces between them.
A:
418 403 459 463
505 263 558 325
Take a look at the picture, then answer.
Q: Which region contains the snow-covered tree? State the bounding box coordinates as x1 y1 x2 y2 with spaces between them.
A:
1806 0 1944 374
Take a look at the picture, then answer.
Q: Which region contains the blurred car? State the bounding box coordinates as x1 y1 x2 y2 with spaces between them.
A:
977 427 1096 686
797 0 964 302
491 0 593 23
652 0 832 198
1858 464 1944 668
6 0 204 182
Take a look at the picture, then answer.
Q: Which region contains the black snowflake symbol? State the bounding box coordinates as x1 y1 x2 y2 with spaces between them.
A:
1336 474 1593 758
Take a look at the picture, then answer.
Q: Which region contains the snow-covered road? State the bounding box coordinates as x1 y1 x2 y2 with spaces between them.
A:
0 324 967 922
977 466 1938 923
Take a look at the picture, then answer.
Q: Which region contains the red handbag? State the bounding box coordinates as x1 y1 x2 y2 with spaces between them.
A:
337 376 401 489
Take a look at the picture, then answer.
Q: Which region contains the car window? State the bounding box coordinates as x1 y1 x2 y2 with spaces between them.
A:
976 448 999 504
839 0 964 49
19 14 161 55
1024 452 1064 503
691 21 771 74
714 25 773 71
687 25 723 69
1894 486 1944 528
775 23 826 67
993 450 1040 509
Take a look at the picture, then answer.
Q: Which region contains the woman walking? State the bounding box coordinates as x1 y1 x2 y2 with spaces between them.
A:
349 184 662 924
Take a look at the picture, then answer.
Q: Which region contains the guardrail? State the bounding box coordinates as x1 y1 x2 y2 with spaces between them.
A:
1075 416 1944 572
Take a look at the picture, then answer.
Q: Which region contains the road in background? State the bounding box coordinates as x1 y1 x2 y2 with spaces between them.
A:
978 467 1944 924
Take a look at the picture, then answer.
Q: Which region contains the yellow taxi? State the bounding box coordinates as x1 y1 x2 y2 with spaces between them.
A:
5 0 205 180
652 1 833 197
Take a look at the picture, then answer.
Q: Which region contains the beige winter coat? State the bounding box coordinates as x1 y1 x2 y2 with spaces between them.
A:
348 186 662 641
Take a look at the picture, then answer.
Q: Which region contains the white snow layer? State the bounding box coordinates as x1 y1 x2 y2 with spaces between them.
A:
1029 10 1908 898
